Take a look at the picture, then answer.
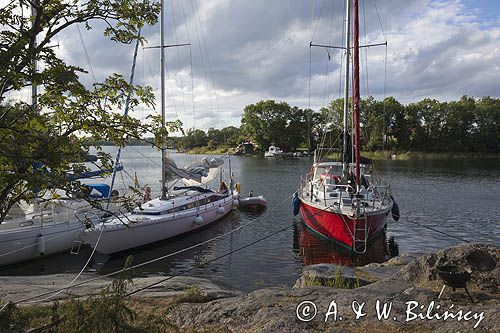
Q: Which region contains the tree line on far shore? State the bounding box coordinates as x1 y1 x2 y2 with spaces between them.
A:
174 96 499 154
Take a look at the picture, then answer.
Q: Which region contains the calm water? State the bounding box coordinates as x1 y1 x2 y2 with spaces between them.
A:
1 147 499 292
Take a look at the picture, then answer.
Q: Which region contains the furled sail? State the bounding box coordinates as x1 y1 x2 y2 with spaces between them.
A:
164 156 224 183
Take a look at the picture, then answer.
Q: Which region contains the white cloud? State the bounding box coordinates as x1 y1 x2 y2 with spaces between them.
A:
8 0 499 130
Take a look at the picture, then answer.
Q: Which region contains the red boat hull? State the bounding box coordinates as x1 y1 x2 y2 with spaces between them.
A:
299 201 389 250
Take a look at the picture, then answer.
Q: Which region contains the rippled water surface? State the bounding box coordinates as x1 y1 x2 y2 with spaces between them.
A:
2 147 498 292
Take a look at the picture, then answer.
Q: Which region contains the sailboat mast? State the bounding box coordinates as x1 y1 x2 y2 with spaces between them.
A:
107 32 141 208
160 0 167 200
31 4 37 109
342 0 351 177
353 0 361 189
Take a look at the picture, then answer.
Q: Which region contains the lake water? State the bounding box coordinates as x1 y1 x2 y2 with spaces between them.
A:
1 147 499 292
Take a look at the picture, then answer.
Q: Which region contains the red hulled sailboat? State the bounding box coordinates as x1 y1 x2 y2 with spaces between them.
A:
296 0 396 254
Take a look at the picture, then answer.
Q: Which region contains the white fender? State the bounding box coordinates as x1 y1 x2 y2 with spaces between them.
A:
36 234 45 256
233 199 239 207
217 206 225 215
194 215 204 225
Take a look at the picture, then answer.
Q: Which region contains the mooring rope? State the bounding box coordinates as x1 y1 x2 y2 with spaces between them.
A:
11 193 294 305
403 217 471 244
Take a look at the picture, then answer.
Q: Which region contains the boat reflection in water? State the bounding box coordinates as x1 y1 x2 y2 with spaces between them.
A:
293 222 398 267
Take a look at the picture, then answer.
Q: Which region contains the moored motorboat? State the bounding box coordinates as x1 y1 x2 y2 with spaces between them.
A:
264 145 284 157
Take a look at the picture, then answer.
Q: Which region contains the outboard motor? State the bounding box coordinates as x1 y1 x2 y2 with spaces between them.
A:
391 195 400 221
292 192 300 216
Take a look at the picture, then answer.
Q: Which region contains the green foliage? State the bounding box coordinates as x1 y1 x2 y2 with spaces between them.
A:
241 100 309 152
0 256 180 332
302 266 360 289
0 301 30 332
0 0 182 223
176 95 498 156
319 95 499 154
174 286 209 304
176 126 243 151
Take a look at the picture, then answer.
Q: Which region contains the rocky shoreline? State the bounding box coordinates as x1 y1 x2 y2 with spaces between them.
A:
1 243 498 332
168 243 499 332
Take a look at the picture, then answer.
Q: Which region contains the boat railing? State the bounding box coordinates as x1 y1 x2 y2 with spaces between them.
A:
300 172 391 208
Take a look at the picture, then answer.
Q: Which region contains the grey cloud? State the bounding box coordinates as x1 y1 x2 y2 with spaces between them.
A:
49 0 499 130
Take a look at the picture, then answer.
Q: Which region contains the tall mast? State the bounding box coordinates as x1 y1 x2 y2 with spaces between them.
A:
31 4 37 109
107 32 141 208
342 0 351 177
160 0 167 200
353 0 361 189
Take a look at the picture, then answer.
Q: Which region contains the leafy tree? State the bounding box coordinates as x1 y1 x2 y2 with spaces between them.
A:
318 99 343 149
474 96 500 152
241 100 308 152
443 96 476 151
0 0 180 223
207 127 223 147
177 128 208 149
220 125 243 146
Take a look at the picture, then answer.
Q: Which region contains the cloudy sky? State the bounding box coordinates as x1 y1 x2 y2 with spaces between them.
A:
31 0 500 130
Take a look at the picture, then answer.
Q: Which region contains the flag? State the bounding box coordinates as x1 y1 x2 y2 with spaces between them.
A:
229 174 234 192
134 172 140 188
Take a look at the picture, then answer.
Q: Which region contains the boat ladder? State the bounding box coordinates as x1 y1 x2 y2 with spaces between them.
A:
353 214 368 254
70 232 84 255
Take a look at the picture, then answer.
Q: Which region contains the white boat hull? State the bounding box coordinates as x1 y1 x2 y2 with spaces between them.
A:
84 195 236 255
0 221 83 266
0 199 121 266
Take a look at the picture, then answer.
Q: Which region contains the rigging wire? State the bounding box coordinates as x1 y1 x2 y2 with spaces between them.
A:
179 0 195 130
311 0 327 42
188 0 213 129
362 0 369 97
193 0 223 129
76 24 96 83
372 0 387 41
169 0 185 122
315 0 345 161
321 0 336 107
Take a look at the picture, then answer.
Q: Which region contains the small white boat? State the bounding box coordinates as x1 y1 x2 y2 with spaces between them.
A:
238 195 267 209
264 145 283 157
83 187 238 254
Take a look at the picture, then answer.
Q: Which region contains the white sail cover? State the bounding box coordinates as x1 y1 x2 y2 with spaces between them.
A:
165 156 224 183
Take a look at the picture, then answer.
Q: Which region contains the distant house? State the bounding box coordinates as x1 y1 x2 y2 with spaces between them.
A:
235 140 255 155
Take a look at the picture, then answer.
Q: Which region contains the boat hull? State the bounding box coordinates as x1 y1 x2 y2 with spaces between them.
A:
299 200 389 251
0 222 83 266
84 196 236 255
